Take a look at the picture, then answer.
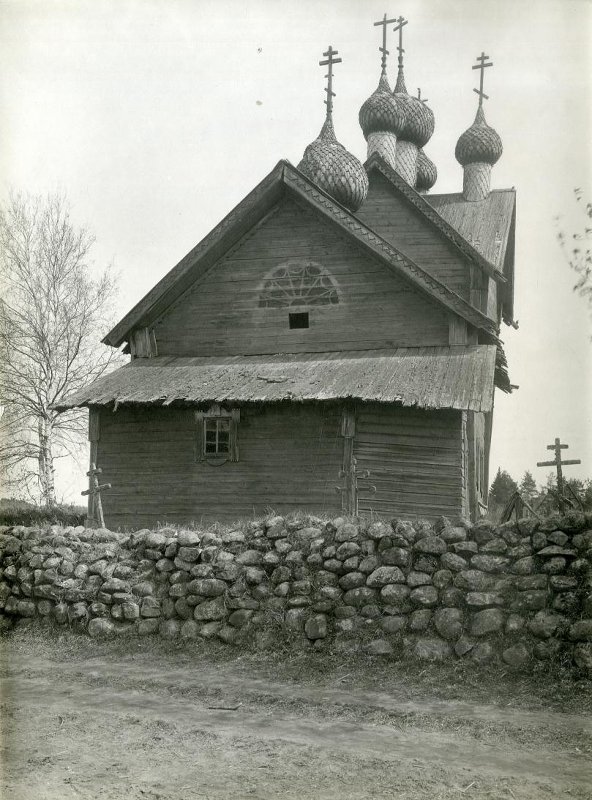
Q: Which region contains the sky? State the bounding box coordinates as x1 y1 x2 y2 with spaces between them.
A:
1 0 591 503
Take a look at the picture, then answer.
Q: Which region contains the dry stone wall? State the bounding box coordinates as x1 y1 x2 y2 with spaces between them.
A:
1 513 592 673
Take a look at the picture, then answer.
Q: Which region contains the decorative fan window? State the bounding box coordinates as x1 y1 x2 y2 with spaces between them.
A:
259 260 339 308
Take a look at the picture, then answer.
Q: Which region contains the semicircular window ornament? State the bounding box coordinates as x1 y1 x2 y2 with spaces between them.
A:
259 259 340 308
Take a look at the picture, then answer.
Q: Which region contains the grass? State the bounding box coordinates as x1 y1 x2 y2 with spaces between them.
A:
3 618 591 716
0 497 86 527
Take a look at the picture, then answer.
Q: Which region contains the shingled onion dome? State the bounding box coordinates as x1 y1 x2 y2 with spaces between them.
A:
392 71 435 185
415 148 437 193
359 73 407 170
455 105 503 201
299 117 369 212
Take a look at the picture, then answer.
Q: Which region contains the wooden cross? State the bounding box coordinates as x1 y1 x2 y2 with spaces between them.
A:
536 437 581 513
319 45 342 117
393 15 408 71
417 87 428 104
374 13 398 73
82 462 111 528
335 457 376 515
472 51 493 106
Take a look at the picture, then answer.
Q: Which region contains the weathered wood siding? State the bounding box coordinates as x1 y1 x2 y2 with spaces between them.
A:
95 403 343 528
153 196 450 356
357 173 471 301
353 403 464 519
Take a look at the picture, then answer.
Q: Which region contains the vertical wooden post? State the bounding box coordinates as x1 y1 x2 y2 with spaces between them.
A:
340 407 356 515
87 409 100 527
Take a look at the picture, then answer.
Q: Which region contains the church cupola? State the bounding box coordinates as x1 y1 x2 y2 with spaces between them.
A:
415 147 437 193
455 52 503 202
299 46 369 213
359 14 407 170
392 17 435 185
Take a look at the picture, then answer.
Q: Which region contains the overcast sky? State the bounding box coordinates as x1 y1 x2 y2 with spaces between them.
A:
1 0 591 503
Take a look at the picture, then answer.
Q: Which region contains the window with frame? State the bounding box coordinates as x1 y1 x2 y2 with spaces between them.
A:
196 405 239 463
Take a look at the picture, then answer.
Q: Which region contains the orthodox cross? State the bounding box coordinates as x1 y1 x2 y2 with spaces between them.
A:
373 13 398 73
319 45 342 117
536 437 581 513
472 51 493 106
82 463 111 528
335 457 376 516
416 87 428 104
393 15 408 71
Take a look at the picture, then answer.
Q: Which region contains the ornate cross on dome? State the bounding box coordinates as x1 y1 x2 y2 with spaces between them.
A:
416 87 428 104
373 13 398 74
472 51 493 106
319 45 342 118
393 15 408 72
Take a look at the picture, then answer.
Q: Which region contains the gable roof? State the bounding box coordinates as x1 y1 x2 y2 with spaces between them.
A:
55 346 497 413
362 153 514 281
104 160 497 348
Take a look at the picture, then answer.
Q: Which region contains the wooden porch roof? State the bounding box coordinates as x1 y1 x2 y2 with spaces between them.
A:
55 346 497 413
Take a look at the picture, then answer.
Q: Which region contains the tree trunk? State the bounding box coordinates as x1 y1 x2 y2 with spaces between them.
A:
38 418 56 507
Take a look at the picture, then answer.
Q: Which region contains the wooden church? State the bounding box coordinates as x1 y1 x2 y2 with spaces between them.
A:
58 20 516 529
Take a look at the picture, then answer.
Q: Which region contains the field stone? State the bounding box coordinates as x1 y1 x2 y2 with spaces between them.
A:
515 575 547 590
305 614 328 640
52 601 68 624
433 607 463 640
68 602 88 622
410 585 438 607
471 555 509 573
90 601 110 617
440 526 467 544
193 596 226 621
432 569 453 589
37 600 53 616
407 571 432 588
145 531 167 549
188 578 226 597
177 531 200 547
505 614 526 633
284 608 308 630
140 597 161 618
450 541 478 557
440 587 464 607
180 619 199 639
415 637 451 662
471 608 504 636
380 584 411 604
360 604 381 619
367 566 405 587
569 620 592 641
454 570 492 591
466 592 504 608
413 536 446 555
335 523 360 543
244 567 266 585
553 592 579 614
88 618 114 637
409 609 432 632
274 582 290 597
471 642 495 664
339 572 366 590
366 522 390 541
480 538 507 554
528 610 564 639
364 638 393 656
573 643 592 672
16 599 36 617
169 583 187 598
377 537 394 552
414 556 439 574
343 587 377 607
380 547 410 568
511 590 547 612
511 557 537 576
454 635 476 657
324 559 343 574
306 553 323 568
359 555 380 574
174 598 192 620
541 557 567 574
336 542 361 560
199 620 223 639
251 584 270 601
381 615 406 634
440 553 467 572
502 643 531 668
159 619 180 639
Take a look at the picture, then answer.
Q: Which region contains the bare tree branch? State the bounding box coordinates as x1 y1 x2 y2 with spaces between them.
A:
0 190 124 505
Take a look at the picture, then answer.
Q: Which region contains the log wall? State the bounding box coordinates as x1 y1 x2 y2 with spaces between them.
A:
153 197 450 356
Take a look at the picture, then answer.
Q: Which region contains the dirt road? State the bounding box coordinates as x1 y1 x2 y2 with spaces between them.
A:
1 633 591 799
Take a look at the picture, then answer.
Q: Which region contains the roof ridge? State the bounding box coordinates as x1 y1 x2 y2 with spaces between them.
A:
363 153 507 280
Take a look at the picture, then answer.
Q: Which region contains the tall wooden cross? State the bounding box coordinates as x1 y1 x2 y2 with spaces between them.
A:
536 437 581 513
472 51 493 106
393 15 408 71
373 13 398 73
82 462 111 528
319 46 342 117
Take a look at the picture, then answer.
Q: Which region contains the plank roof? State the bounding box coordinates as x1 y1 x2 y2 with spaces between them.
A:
55 346 497 413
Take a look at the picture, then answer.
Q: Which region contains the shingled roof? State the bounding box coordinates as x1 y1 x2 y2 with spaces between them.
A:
55 346 497 413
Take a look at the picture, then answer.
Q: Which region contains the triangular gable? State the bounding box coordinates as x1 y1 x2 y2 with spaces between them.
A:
104 160 497 348
362 154 512 281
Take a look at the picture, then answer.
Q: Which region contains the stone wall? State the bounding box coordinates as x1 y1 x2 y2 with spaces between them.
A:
1 513 592 673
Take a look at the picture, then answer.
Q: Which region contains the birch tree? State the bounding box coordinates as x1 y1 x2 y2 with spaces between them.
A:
0 191 120 505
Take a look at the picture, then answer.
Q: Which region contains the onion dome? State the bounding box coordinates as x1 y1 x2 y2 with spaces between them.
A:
415 148 437 192
455 105 503 166
359 73 406 139
298 117 369 212
393 73 435 148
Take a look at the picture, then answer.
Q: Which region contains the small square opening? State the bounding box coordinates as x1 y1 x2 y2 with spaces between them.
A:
289 312 309 329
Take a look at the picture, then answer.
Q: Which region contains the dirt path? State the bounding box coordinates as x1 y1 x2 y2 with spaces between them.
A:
1 647 591 799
